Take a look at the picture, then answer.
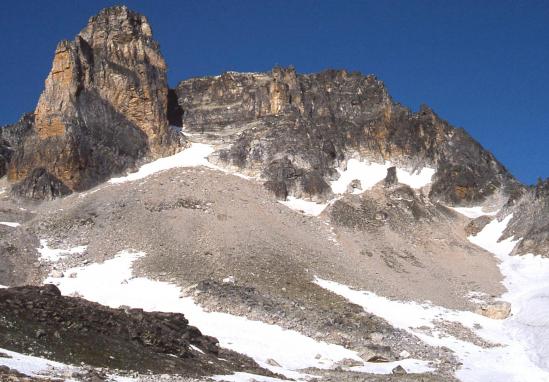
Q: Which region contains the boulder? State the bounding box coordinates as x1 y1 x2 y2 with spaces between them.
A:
347 179 362 193
384 166 398 187
392 365 407 375
475 301 512 320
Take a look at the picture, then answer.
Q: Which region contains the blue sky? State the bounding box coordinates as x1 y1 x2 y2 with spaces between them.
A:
1 0 547 184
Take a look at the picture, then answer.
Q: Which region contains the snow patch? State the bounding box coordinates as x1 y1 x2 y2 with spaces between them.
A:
0 347 76 379
316 213 549 381
0 347 134 381
45 250 430 379
0 221 20 227
37 239 87 262
190 345 205 354
212 373 287 382
451 206 498 219
468 215 549 373
222 275 235 284
108 142 254 184
330 159 435 194
110 143 215 183
278 197 328 216
315 276 549 381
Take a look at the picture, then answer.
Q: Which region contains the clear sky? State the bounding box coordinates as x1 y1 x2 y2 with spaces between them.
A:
1 0 547 184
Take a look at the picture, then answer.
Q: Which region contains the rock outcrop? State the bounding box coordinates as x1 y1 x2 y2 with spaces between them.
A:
504 178 549 256
177 67 520 205
0 284 267 376
5 6 184 196
0 113 35 179
10 168 71 200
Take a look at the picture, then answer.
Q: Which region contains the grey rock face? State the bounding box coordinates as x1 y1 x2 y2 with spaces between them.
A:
0 113 35 178
11 168 72 200
177 67 519 205
6 6 184 197
505 178 549 256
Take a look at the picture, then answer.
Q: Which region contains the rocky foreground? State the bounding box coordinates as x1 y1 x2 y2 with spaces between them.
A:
0 284 269 378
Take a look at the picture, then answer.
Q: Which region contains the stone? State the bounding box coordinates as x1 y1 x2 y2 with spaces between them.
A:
367 355 390 363
475 301 512 320
335 358 364 367
369 332 384 344
399 350 411 359
464 215 493 236
346 179 362 193
266 358 281 367
49 270 64 278
392 365 407 375
384 166 398 187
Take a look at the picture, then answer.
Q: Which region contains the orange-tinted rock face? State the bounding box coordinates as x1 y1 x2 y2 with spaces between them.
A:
33 6 172 148
8 6 184 194
75 7 170 150
34 42 78 139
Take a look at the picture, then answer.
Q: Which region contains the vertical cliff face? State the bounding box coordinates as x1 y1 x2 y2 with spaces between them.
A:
7 6 183 195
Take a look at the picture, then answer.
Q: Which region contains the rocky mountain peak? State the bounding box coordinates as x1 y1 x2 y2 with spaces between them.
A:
0 6 527 207
535 177 549 198
81 5 154 41
5 6 184 197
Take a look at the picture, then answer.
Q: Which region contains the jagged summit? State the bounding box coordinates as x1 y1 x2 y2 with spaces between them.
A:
1 6 184 198
0 6 525 206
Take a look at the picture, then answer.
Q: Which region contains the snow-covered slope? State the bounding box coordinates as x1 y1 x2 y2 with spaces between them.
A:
317 213 549 382
45 250 432 380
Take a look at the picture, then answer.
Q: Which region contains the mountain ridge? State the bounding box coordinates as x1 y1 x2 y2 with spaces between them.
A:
0 18 527 205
